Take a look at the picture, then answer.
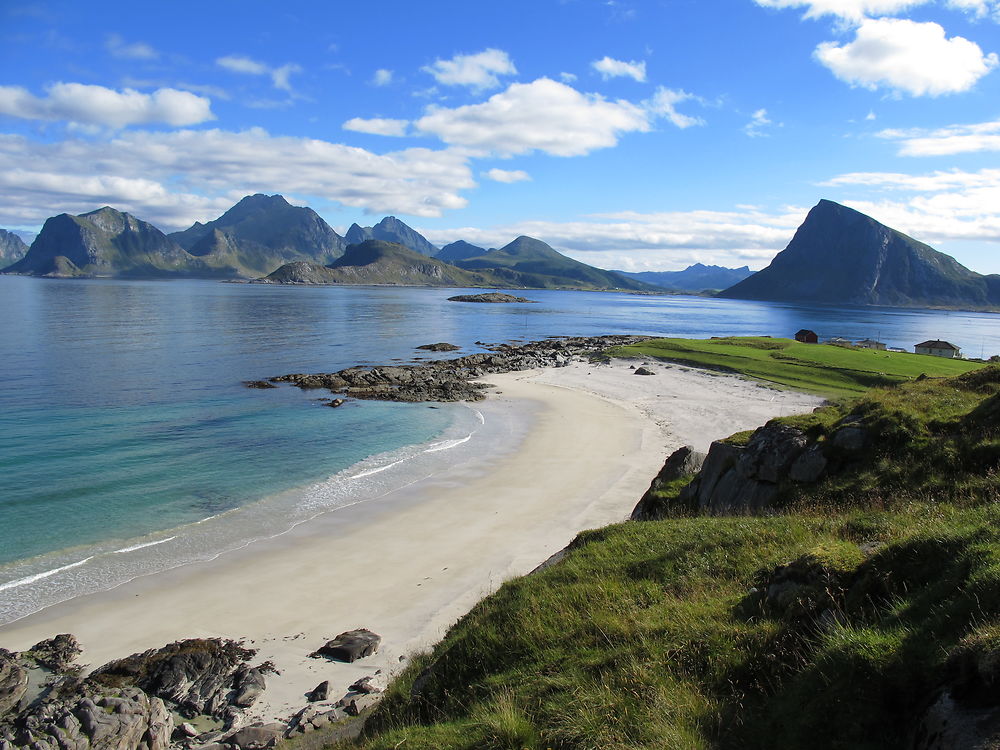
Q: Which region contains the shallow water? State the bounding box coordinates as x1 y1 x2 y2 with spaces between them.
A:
1 276 997 623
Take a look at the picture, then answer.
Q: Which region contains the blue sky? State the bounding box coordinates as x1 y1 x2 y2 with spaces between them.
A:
2 0 999 272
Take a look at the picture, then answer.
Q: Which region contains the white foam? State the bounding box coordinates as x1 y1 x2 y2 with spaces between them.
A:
112 537 176 554
0 557 94 593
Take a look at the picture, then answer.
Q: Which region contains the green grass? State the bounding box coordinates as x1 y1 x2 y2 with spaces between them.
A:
608 337 984 398
334 368 1000 750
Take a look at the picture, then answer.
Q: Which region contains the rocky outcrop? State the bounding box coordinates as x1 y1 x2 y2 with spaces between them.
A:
446 293 535 303
631 446 706 521
416 343 460 352
259 335 649 404
309 631 380 663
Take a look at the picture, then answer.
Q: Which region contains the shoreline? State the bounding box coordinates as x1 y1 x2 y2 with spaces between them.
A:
0 360 822 725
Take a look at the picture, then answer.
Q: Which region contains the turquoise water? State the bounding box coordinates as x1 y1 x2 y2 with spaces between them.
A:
1 276 998 623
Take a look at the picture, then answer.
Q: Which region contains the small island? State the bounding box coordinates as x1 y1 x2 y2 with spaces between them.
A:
447 292 537 303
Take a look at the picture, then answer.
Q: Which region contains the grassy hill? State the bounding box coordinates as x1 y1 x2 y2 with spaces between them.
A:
453 236 658 291
607 336 983 398
338 361 1000 750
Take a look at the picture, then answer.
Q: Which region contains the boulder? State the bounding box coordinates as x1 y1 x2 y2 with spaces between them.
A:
633 366 655 375
832 425 867 453
347 676 380 695
230 667 265 708
307 681 329 702
631 446 706 521
225 724 285 750
242 381 276 389
310 630 381 663
789 445 828 483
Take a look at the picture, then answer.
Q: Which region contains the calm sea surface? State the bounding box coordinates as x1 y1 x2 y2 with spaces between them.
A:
1 275 998 623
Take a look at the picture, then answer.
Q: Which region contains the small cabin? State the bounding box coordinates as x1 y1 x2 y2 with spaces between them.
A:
856 339 886 351
794 329 818 344
826 337 853 346
914 340 961 358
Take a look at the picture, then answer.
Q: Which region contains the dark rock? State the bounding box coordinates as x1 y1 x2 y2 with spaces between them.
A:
225 724 285 750
633 366 655 375
416 343 460 352
738 423 808 484
789 444 828 483
307 681 329 702
230 667 265 708
446 293 535 303
26 634 82 673
243 381 277 389
89 639 257 719
631 446 706 520
310 631 380 663
832 425 867 453
347 677 380 695
327 399 345 408
337 694 379 717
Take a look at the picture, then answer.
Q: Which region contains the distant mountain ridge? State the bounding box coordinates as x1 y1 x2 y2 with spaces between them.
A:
260 240 500 287
345 216 438 256
719 199 1000 310
435 240 489 263
451 236 656 291
615 263 754 292
4 207 211 278
0 229 28 266
168 194 346 277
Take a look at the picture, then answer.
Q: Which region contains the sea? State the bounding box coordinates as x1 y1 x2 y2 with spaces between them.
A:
1 275 998 626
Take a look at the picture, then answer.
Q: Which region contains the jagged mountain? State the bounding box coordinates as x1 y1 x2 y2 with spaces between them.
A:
3 207 215 278
345 216 438 256
719 200 1000 310
0 229 28 267
453 236 657 291
169 194 346 277
261 240 499 286
615 263 754 292
436 240 489 263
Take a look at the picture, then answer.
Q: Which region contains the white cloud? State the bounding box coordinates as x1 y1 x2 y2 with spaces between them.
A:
483 168 531 183
822 167 1000 190
745 108 774 136
559 72 578 83
415 78 651 157
878 117 1000 154
372 69 393 86
644 87 704 129
216 55 269 75
815 18 998 96
342 117 409 136
0 83 214 128
591 56 647 82
947 0 1000 19
421 48 517 91
753 0 928 21
418 206 806 271
0 128 477 230
216 55 301 92
105 34 158 60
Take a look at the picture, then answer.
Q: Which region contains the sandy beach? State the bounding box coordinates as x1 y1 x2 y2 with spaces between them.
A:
0 359 822 723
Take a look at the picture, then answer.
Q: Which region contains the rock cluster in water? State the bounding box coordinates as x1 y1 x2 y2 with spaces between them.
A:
257 335 650 403
445 293 535 303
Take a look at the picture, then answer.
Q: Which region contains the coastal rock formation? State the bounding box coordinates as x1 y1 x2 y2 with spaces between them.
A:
260 335 649 403
415 343 460 351
446 293 535 303
0 638 271 750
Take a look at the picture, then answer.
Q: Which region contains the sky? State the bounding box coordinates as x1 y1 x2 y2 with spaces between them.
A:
2 0 999 273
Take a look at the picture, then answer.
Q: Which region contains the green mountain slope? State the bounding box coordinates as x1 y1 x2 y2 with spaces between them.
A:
454 236 658 291
3 207 217 278
262 240 503 286
720 199 1000 309
169 194 346 277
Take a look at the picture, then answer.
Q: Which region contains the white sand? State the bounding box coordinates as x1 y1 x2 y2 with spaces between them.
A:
0 360 822 723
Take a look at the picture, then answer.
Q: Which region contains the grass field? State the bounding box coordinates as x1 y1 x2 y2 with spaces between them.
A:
607 336 984 399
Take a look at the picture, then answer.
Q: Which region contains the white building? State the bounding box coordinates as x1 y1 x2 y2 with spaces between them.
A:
914 340 961 358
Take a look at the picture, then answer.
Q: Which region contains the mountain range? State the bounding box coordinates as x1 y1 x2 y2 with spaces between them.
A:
263 236 656 291
615 263 754 292
719 199 1000 310
0 229 28 266
344 216 439 256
